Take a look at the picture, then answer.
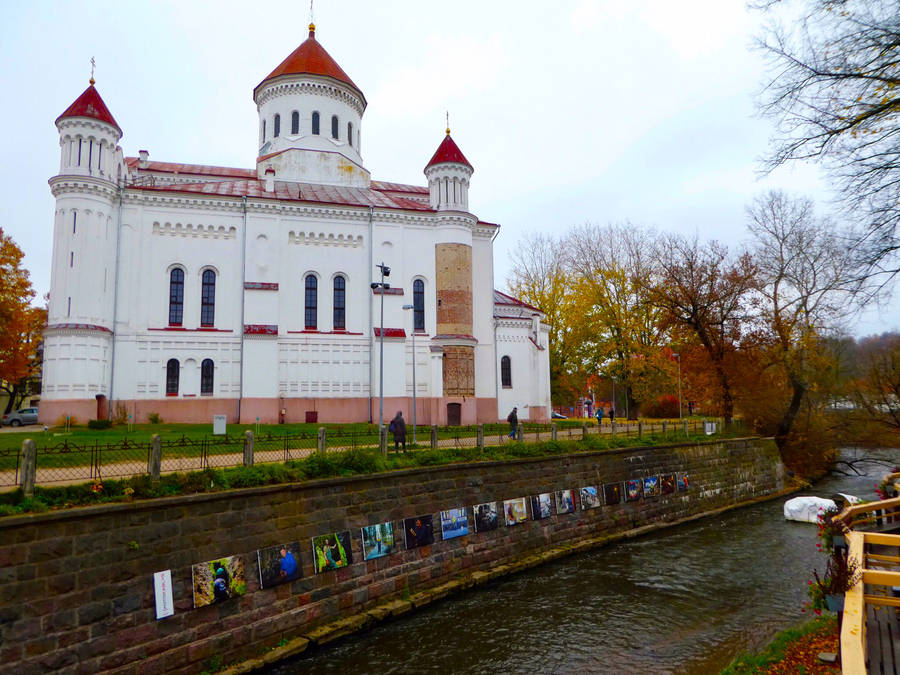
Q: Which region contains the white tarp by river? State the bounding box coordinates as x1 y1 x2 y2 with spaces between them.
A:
783 496 837 523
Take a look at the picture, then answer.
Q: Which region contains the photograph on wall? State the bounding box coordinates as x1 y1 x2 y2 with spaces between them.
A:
580 485 601 510
473 502 499 532
311 531 353 573
555 489 575 515
404 515 435 549
191 554 246 608
530 493 553 520
643 475 660 498
361 522 396 561
257 542 302 589
677 473 690 492
625 479 643 502
661 474 676 495
503 497 529 526
440 508 470 540
603 482 622 506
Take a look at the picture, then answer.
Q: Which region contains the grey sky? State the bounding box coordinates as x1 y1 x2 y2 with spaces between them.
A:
2 0 897 337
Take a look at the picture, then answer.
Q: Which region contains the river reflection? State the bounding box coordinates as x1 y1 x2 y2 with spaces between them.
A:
270 449 897 674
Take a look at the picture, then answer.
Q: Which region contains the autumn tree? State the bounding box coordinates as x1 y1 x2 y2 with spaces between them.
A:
745 191 855 452
754 0 900 282
648 235 757 425
847 333 900 444
0 229 44 414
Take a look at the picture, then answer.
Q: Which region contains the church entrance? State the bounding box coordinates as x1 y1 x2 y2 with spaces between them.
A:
446 402 461 426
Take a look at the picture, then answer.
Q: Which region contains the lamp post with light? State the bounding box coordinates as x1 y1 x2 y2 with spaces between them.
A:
370 263 390 432
402 303 417 444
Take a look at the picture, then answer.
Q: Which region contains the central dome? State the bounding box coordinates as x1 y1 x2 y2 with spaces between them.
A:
254 24 363 103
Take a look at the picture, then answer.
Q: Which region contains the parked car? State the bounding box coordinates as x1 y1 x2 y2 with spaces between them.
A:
551 412 567 419
2 407 39 427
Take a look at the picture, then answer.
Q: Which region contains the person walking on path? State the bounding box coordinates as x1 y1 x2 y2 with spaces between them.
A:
507 407 518 439
389 411 407 451
609 407 615 423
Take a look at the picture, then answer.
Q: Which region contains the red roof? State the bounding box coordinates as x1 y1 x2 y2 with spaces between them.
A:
125 158 257 179
493 290 543 314
56 83 121 133
255 25 363 101
425 133 473 171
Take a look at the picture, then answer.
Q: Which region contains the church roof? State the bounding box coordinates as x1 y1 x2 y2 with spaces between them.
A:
255 24 363 102
56 82 121 133
493 290 543 314
124 158 257 179
425 132 472 170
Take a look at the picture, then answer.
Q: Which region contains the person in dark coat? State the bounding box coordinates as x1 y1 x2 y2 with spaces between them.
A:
507 407 518 439
389 411 407 451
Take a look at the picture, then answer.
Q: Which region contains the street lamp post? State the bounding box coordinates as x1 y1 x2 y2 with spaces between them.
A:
402 304 416 444
370 263 390 432
673 352 682 423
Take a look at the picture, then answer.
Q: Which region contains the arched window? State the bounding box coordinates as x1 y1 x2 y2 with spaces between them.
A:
262 119 266 142
501 356 512 388
413 279 425 332
347 122 353 147
166 359 180 395
305 274 318 330
331 115 339 139
201 269 216 327
291 111 299 135
201 359 214 395
312 112 320 135
168 268 184 326
273 114 280 138
333 275 346 330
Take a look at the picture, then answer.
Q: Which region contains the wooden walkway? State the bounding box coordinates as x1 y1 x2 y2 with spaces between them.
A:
866 542 900 674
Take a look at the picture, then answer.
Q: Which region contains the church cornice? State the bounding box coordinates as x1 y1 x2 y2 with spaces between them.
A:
255 77 365 116
49 176 120 200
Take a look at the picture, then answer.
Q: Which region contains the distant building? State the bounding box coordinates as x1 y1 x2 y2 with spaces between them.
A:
41 24 550 425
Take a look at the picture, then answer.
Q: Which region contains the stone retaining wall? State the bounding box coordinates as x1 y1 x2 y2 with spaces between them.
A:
0 437 783 674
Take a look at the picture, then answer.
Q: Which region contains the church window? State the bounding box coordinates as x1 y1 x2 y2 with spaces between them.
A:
166 359 180 395
347 122 353 147
312 112 320 135
291 111 299 135
201 359 214 395
77 139 82 166
274 114 280 138
201 269 216 327
333 275 346 330
501 356 512 388
70 252 74 267
97 143 102 172
413 279 425 332
169 268 184 326
262 119 266 141
73 212 77 234
88 140 93 170
305 274 318 329
67 297 71 317
331 115 339 139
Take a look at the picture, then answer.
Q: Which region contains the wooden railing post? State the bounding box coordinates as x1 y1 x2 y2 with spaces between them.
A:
243 430 254 467
20 439 36 497
380 427 388 456
477 424 484 451
431 426 438 449
317 427 326 454
551 423 557 441
148 434 162 485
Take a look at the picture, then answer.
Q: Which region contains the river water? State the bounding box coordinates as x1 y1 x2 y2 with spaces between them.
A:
272 449 898 674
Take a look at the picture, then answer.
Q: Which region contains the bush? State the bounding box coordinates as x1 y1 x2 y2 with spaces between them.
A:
642 395 680 419
147 412 162 424
87 419 112 430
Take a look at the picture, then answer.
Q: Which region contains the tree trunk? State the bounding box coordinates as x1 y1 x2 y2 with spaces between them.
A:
775 378 806 451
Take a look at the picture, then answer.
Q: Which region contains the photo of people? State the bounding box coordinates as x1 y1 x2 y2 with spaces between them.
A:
311 531 353 573
580 485 601 510
603 482 622 506
677 473 690 492
440 508 469 540
473 502 499 532
191 554 246 608
361 522 396 561
404 515 435 549
661 474 676 495
555 489 575 515
643 475 660 498
503 497 529 526
625 479 643 502
257 542 301 589
530 493 552 520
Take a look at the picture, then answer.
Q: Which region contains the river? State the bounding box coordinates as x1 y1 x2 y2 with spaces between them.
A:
270 449 898 674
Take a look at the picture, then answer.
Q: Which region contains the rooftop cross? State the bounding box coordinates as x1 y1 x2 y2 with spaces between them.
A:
90 56 96 85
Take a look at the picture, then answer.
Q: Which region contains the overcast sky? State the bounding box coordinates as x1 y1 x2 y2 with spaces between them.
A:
2 0 897 337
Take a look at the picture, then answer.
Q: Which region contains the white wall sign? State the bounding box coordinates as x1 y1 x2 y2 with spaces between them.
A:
153 570 174 620
213 415 227 435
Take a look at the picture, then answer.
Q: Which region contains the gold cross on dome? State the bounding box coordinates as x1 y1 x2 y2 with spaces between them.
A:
446 111 450 135
90 56 96 85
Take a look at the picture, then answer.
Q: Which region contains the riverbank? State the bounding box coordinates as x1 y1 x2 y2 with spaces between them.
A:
722 615 839 674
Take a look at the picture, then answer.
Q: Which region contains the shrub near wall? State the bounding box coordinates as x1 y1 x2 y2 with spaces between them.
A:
0 438 783 674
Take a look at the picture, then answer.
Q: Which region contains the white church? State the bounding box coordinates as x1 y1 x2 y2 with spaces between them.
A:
41 24 551 426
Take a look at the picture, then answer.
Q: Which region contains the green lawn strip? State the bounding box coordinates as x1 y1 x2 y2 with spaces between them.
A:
720 615 837 674
0 431 724 517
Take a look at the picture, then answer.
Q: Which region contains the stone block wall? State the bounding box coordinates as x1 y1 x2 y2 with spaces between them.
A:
0 437 783 674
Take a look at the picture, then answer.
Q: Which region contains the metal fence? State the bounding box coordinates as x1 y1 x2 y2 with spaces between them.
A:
0 418 729 489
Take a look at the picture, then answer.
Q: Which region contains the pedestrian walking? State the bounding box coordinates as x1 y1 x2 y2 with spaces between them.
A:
388 411 407 451
507 407 518 439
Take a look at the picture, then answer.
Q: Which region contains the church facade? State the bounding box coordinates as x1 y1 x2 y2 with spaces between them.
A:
41 25 550 426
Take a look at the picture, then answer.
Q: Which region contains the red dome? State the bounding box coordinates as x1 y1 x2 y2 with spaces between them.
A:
255 25 363 101
55 83 121 133
425 132 472 170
